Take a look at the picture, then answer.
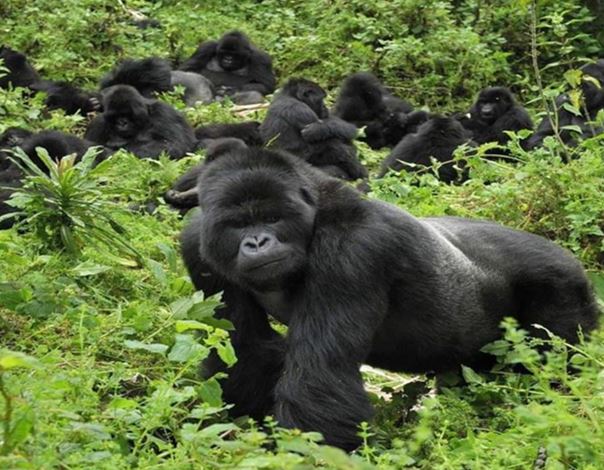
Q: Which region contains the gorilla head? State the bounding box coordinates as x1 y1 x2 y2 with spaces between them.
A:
101 85 151 140
281 78 328 119
216 31 252 72
196 143 317 291
471 87 517 125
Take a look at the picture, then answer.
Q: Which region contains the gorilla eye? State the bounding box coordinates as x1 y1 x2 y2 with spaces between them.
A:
264 215 281 224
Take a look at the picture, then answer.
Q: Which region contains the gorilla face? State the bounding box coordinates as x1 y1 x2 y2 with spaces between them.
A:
102 85 150 139
197 148 317 290
474 87 514 124
217 32 252 71
283 79 328 119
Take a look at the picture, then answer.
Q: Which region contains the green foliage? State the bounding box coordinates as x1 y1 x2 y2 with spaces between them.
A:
4 148 142 262
0 0 603 468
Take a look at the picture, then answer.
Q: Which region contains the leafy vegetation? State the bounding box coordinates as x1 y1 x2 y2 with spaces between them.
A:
0 0 603 468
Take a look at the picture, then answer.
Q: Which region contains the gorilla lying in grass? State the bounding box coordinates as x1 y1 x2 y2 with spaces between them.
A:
181 141 598 451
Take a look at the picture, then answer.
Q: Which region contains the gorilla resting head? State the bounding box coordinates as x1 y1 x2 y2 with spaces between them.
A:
216 31 253 72
182 140 598 450
580 60 604 112
280 78 328 119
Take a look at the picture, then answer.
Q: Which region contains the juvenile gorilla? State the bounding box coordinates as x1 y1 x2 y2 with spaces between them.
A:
525 60 604 150
379 116 473 183
461 87 533 146
85 85 196 159
181 141 598 450
179 31 276 104
101 57 215 106
260 78 367 180
333 72 415 149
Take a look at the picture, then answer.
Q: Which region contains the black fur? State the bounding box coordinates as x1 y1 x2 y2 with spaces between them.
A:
85 85 196 159
31 81 101 115
380 116 473 183
0 127 33 170
195 121 261 148
525 60 604 150
333 72 414 148
164 138 248 210
0 46 40 89
179 31 276 104
259 78 367 180
101 57 173 97
180 142 598 450
461 87 533 146
101 58 215 106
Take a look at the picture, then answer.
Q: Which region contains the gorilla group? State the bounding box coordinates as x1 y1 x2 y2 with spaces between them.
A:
181 140 598 450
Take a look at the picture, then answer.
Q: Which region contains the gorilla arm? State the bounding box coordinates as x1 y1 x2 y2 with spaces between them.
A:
179 41 219 73
301 117 358 143
239 50 276 95
274 223 388 450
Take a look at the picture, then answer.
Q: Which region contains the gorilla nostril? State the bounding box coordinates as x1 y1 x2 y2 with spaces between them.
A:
257 235 272 249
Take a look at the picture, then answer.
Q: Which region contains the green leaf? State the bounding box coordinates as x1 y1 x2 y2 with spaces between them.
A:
0 350 40 370
461 365 485 385
198 378 223 407
72 262 111 277
123 340 168 355
167 334 207 362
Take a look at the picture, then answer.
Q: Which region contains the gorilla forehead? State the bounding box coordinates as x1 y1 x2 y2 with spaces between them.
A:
198 149 314 210
219 31 252 51
479 87 513 102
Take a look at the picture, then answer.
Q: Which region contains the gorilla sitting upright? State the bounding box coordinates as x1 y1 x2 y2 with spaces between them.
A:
460 86 533 146
179 31 276 104
259 78 367 180
181 140 598 451
85 85 196 159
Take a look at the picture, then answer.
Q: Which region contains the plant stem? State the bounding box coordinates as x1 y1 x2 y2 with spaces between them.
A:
0 373 13 455
529 0 567 151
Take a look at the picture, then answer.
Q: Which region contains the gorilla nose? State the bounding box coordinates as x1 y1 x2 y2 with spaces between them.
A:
241 234 275 256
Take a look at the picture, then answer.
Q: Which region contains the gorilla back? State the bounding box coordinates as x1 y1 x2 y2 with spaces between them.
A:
181 143 598 450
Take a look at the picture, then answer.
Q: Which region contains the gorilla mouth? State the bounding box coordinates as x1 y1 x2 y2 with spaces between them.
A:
245 256 288 272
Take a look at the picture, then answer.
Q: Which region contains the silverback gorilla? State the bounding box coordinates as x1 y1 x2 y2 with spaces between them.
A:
179 31 276 104
181 141 598 451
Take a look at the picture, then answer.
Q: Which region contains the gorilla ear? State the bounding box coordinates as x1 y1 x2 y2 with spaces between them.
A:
205 137 248 162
